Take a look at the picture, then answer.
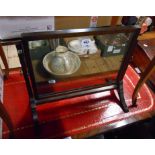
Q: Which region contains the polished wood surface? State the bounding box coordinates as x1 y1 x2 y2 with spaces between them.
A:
138 39 155 60
22 26 138 40
138 31 155 40
132 57 155 106
132 31 155 88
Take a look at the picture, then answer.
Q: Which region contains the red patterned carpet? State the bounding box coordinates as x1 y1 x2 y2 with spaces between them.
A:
2 66 155 138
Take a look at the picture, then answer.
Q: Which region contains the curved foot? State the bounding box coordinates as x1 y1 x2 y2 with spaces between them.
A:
117 81 129 113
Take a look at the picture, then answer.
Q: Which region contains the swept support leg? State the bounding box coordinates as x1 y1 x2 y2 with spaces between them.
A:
30 99 40 137
0 101 14 138
132 57 155 106
117 81 129 112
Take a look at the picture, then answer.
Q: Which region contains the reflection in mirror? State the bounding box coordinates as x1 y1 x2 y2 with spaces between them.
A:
28 32 133 97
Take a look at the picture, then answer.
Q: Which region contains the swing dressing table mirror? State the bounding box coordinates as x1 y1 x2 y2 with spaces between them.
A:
17 25 140 124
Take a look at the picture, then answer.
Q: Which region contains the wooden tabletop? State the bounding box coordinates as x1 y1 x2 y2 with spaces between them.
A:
132 31 155 87
138 31 155 41
138 39 155 60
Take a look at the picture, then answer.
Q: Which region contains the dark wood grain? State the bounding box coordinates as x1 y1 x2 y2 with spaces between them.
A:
132 57 155 105
132 37 155 87
21 26 140 41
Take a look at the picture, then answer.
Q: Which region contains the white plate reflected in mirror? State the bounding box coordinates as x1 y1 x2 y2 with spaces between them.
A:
68 40 87 55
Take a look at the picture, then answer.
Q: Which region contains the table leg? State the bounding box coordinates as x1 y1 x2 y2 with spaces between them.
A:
117 81 129 112
132 57 155 106
0 101 14 138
